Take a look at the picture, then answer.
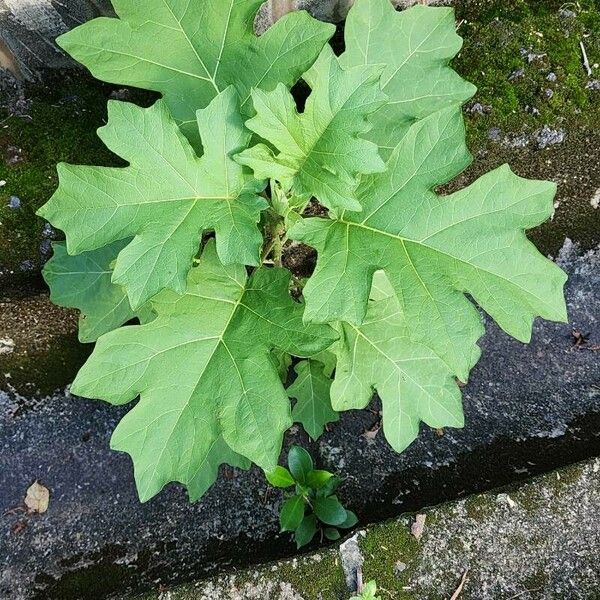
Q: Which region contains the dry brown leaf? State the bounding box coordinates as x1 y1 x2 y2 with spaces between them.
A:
24 481 50 514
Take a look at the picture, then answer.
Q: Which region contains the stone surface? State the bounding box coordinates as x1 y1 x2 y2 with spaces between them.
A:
135 457 600 599
0 0 113 80
1 241 599 599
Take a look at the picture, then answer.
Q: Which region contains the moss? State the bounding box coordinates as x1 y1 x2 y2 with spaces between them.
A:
451 0 600 256
134 548 347 599
358 520 421 599
463 495 496 523
455 0 600 143
533 461 585 496
275 552 348 598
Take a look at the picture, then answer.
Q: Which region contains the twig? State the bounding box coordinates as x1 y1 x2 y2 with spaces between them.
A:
580 41 592 76
356 565 363 594
449 569 469 600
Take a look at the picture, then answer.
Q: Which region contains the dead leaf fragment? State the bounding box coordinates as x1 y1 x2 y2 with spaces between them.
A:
24 481 50 514
450 569 469 600
362 423 381 441
411 513 426 540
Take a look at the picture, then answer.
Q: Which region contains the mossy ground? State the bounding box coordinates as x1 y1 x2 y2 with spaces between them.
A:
456 0 600 136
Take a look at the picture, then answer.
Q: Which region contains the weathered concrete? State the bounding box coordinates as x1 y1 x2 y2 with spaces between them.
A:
135 457 600 599
1 240 599 600
0 0 113 80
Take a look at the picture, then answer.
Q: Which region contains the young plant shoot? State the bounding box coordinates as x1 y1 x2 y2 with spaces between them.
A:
40 0 567 505
268 446 357 548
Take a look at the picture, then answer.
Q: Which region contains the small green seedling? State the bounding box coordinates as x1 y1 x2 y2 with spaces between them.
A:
267 445 358 548
350 581 381 600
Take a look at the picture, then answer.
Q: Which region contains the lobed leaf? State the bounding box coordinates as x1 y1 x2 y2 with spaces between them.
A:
39 89 267 310
57 0 335 148
331 272 464 453
341 0 476 157
292 107 567 382
236 46 387 211
71 241 336 501
288 359 339 441
43 240 152 343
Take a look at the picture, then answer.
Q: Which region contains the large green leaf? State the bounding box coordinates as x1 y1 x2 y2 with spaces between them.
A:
341 0 476 157
288 358 339 441
38 89 267 310
57 0 335 147
291 107 568 381
71 241 336 501
42 240 146 343
236 46 387 211
186 434 251 502
332 272 463 452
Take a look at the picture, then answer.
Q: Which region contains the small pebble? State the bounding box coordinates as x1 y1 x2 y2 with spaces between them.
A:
508 68 525 81
546 72 557 82
0 338 15 355
496 493 517 508
394 561 407 577
39 240 52 256
534 126 565 149
42 223 56 238
559 8 576 18
8 196 21 209
19 259 35 272
488 127 502 141
0 180 6 187
544 88 554 99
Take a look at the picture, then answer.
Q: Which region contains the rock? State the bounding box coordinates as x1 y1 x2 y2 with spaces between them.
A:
0 0 114 80
508 67 525 81
127 458 600 599
466 102 492 115
534 126 565 149
0 337 15 354
1 241 600 599
487 127 502 141
559 8 577 19
339 531 366 591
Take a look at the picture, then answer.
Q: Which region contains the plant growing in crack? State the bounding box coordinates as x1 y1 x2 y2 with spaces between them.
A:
39 0 567 504
350 580 381 600
268 446 357 548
